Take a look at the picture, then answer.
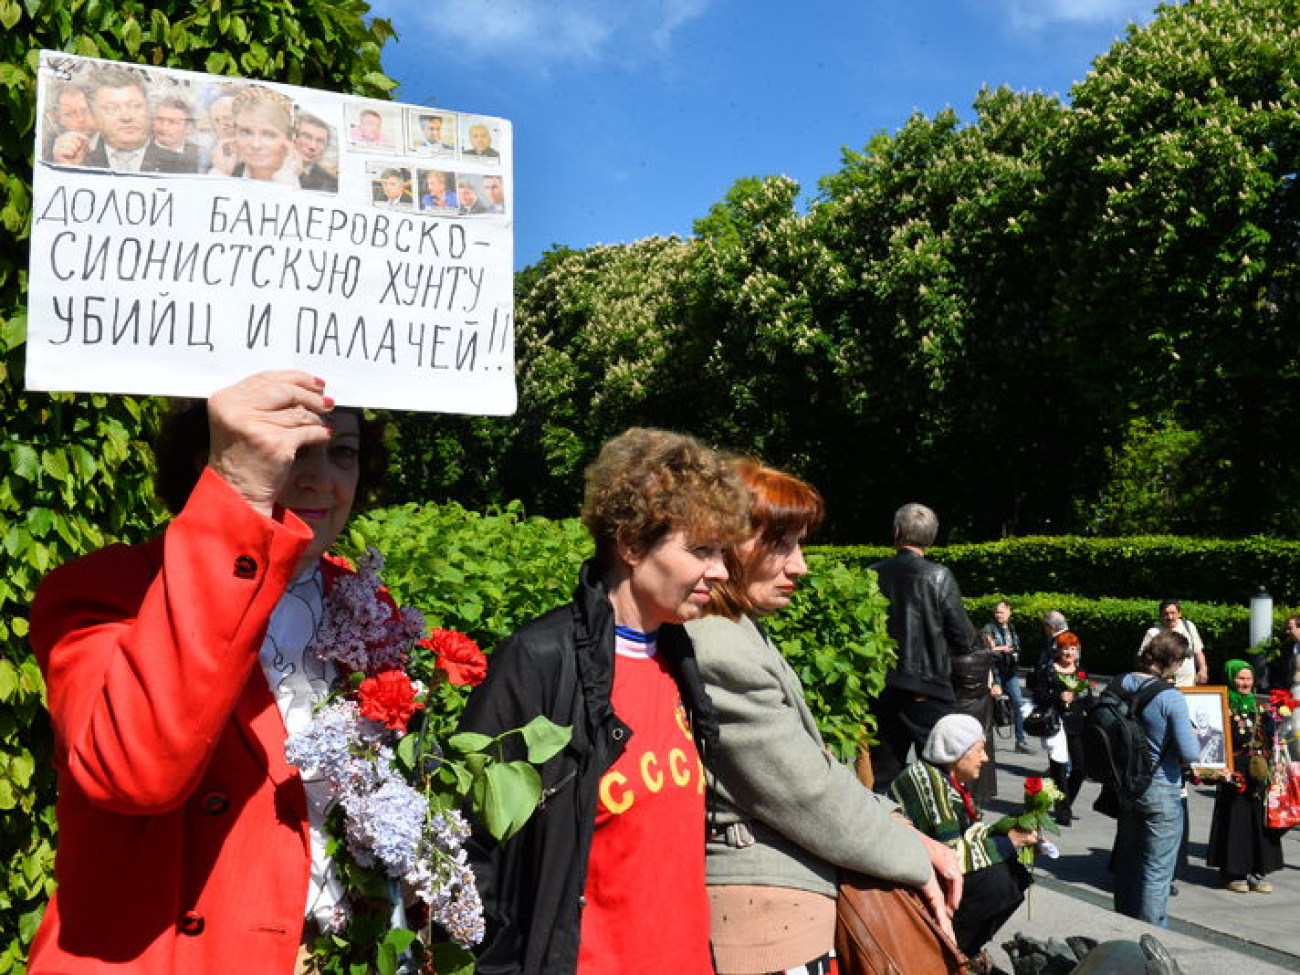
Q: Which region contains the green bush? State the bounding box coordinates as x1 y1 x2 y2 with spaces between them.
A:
347 503 896 760
821 536 1300 604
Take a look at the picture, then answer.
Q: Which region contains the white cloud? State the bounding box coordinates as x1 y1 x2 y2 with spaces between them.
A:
997 0 1157 32
371 0 713 73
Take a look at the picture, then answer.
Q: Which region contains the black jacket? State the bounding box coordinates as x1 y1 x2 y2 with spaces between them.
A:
870 549 976 701
458 560 718 975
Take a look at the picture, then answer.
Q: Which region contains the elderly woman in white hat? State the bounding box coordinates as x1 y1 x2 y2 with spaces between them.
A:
890 714 1038 969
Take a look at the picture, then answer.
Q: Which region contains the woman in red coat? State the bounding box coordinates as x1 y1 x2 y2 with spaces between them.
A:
28 371 386 974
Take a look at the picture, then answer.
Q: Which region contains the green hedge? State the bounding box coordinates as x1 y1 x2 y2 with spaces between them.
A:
819 535 1298 604
347 503 896 760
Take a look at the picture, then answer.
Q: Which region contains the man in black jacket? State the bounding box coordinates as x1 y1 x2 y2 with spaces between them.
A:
869 503 977 793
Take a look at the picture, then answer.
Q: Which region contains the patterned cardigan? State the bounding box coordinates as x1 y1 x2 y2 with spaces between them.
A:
889 760 1004 874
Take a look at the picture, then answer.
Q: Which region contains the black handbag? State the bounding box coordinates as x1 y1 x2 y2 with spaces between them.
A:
1022 705 1060 738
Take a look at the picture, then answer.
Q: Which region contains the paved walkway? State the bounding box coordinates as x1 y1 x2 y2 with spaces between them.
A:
983 742 1300 973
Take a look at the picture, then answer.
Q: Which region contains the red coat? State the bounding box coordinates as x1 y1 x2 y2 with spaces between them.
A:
28 470 320 974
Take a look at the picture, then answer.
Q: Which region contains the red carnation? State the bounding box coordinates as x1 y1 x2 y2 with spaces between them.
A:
422 629 488 687
1024 777 1044 797
1077 671 1088 682
358 669 425 731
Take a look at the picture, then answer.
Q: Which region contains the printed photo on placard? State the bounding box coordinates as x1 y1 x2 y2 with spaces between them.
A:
408 109 457 155
347 104 400 151
479 173 507 215
460 117 501 161
418 168 459 212
368 162 415 209
453 174 488 215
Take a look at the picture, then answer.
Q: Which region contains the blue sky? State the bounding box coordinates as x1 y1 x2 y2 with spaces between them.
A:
370 0 1162 269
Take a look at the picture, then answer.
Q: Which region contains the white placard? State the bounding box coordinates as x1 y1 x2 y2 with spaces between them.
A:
26 51 516 415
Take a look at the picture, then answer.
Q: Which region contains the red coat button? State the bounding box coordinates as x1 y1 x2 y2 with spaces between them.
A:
178 910 205 935
233 555 257 578
201 792 229 815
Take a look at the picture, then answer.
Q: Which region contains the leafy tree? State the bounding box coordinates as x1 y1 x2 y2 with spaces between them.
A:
0 3 395 966
1044 0 1299 533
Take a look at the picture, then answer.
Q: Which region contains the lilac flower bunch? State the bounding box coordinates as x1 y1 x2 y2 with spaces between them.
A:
285 545 569 973
308 548 425 674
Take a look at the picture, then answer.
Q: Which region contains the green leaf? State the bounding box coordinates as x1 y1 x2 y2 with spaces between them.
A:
9 444 38 481
447 731 495 755
121 16 142 53
376 928 417 975
479 761 542 841
393 733 419 775
429 942 476 975
40 450 69 482
519 715 571 764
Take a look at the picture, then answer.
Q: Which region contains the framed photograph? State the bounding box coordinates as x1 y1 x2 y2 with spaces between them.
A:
1181 686 1232 777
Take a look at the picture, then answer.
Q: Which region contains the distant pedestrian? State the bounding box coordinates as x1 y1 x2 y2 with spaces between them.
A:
983 600 1031 753
1139 599 1207 888
868 503 978 793
1260 614 1300 695
952 631 1001 806
1206 660 1285 893
1031 632 1094 826
1109 631 1199 928
1139 600 1208 687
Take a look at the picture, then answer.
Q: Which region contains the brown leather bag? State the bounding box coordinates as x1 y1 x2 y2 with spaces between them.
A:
839 745 967 975
835 870 967 975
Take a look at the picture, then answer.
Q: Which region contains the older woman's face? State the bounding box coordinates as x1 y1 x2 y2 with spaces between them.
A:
235 103 291 178
738 530 808 616
1233 667 1255 695
623 529 728 629
279 411 360 572
471 126 491 150
950 737 988 783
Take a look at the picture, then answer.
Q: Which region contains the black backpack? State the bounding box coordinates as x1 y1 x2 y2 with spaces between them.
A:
1082 676 1172 805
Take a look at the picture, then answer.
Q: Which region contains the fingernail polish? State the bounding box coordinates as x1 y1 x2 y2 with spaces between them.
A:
323 396 336 409
313 376 326 386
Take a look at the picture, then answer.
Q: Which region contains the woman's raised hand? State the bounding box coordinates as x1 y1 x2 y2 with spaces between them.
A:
206 371 334 517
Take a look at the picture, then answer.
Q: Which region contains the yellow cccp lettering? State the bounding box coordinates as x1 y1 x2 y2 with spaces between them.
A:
669 748 691 787
641 752 664 792
600 770 634 815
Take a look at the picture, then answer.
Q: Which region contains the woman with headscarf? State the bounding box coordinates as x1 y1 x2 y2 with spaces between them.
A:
686 460 962 975
1206 659 1285 892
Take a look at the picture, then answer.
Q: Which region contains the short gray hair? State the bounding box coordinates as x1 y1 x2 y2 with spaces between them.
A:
1043 610 1067 634
893 502 938 548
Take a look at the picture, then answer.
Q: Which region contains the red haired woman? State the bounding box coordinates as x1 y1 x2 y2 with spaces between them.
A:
1031 631 1094 825
686 460 961 975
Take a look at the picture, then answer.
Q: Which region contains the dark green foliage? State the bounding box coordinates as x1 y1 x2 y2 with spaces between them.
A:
0 3 396 966
419 0 1298 542
821 535 1300 605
